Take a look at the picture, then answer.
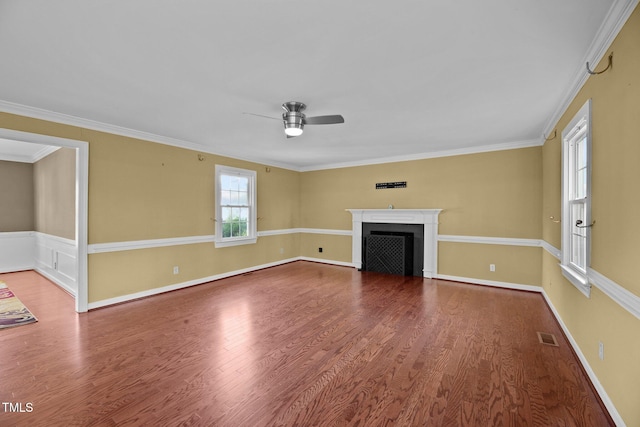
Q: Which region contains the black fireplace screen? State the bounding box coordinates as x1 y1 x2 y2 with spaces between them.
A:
363 232 414 276
361 223 424 276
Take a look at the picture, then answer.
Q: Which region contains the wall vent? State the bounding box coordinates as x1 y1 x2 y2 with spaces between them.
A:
537 332 559 346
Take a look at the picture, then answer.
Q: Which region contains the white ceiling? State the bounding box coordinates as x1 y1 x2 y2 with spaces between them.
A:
0 0 629 171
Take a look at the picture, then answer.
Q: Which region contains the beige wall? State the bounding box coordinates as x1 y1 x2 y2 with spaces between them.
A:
0 160 34 231
542 5 640 425
300 147 543 283
34 147 76 240
0 5 638 423
0 114 301 302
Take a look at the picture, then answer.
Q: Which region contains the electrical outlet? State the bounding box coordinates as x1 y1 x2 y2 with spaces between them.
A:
598 341 604 360
489 264 496 272
279 247 284 254
173 266 179 275
318 247 323 253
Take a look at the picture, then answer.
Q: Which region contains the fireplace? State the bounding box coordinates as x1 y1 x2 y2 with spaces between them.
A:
347 209 442 278
362 223 423 276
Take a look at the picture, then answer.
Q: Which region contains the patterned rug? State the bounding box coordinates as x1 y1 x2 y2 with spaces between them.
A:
0 281 37 329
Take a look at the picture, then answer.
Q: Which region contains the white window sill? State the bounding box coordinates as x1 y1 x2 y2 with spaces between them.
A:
559 263 591 297
214 237 257 248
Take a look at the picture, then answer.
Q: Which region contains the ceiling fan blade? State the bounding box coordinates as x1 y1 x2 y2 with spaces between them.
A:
243 112 281 121
303 115 345 125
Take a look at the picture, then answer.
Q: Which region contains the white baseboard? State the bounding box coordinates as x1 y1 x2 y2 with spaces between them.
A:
541 291 625 426
88 257 300 310
435 274 543 293
298 256 356 268
84 255 624 424
436 274 624 425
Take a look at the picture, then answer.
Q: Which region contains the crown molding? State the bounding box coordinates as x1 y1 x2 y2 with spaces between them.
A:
299 138 541 172
0 99 300 171
541 0 640 143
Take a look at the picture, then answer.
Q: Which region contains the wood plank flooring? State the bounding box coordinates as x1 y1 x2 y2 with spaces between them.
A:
0 262 613 426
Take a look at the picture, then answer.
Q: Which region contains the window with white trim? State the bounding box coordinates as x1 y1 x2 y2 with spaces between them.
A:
560 99 592 297
215 165 257 247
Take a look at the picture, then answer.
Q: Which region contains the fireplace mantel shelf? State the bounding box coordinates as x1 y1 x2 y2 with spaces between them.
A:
347 208 442 278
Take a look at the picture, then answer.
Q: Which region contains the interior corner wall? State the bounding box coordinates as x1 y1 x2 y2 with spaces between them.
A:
0 113 302 304
300 147 543 286
541 4 640 425
34 147 76 240
0 160 34 231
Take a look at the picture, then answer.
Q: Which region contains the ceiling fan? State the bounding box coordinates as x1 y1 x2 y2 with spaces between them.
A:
246 101 344 138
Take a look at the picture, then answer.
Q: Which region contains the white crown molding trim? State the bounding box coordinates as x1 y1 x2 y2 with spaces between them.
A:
541 0 640 144
32 145 61 162
438 234 540 247
1 99 544 173
0 99 300 171
540 290 625 426
436 274 543 293
0 152 35 163
589 268 640 320
300 139 541 172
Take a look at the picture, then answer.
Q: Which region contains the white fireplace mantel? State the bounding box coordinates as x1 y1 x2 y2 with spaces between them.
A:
347 209 442 278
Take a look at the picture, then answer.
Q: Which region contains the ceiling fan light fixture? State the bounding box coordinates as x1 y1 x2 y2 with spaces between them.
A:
283 110 304 136
284 124 304 136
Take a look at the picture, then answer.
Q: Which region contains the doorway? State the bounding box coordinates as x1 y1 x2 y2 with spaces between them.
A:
0 128 88 312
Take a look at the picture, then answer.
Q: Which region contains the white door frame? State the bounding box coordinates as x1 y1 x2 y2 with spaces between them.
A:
0 128 89 312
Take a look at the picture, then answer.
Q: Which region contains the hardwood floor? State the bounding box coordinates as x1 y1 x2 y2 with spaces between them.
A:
0 262 612 426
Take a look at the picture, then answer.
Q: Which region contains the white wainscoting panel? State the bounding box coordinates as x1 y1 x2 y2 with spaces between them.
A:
34 232 77 296
0 231 35 273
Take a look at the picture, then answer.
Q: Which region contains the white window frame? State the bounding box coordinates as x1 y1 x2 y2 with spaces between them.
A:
560 99 592 297
215 165 257 248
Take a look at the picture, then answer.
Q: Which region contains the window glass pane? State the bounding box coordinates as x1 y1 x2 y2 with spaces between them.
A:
221 190 231 205
238 190 248 205
571 233 585 268
239 208 248 221
221 175 232 190
576 168 587 199
570 202 586 268
216 166 256 243
222 207 231 221
238 177 248 192
577 137 587 170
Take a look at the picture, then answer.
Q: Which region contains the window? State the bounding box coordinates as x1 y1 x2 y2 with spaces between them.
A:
560 99 592 297
215 165 257 247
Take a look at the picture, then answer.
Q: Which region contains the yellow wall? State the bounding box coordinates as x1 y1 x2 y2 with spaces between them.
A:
1 5 639 423
300 147 543 284
34 147 76 239
0 160 34 231
0 113 301 302
541 5 640 425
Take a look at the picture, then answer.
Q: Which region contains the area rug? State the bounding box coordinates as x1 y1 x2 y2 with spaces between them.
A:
0 281 37 329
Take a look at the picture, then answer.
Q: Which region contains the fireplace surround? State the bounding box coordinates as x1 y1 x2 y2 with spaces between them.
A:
347 209 442 278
